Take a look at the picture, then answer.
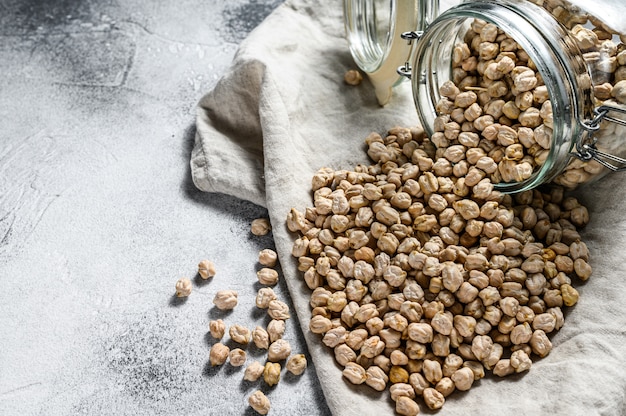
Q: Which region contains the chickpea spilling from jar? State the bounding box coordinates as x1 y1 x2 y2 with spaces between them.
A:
434 9 626 190
288 126 591 414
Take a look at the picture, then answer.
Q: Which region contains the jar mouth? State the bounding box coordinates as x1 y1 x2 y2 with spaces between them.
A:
344 0 396 74
411 0 592 193
343 0 441 105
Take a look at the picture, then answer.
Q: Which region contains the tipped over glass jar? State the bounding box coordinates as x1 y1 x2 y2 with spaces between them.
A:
344 0 626 192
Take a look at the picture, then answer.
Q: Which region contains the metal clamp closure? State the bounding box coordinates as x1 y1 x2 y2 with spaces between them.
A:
574 104 626 171
396 31 424 80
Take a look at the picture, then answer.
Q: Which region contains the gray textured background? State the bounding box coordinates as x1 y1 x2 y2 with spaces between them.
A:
0 0 331 415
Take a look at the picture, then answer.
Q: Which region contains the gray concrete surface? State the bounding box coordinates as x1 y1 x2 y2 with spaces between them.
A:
0 1 331 415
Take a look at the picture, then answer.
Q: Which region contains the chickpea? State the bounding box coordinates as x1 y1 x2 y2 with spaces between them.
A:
198 260 216 279
248 390 271 415
251 218 271 236
175 277 192 297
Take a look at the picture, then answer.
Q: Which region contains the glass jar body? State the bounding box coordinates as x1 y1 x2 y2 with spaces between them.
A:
411 0 626 192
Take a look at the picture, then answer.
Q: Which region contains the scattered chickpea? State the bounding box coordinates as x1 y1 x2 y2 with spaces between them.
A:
251 218 271 236
263 362 281 386
229 348 247 367
244 361 265 382
268 300 291 320
256 287 278 308
267 319 286 343
252 326 270 350
268 339 292 362
257 268 279 285
209 319 226 339
229 324 252 345
344 69 363 86
286 354 308 375
248 390 271 415
209 342 230 366
198 260 216 279
213 290 238 310
259 249 278 267
175 277 192 297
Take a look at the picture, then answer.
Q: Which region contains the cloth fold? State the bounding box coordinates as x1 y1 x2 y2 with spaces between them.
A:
191 1 626 415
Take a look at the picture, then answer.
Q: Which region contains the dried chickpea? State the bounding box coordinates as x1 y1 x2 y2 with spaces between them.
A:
213 290 238 310
267 319 286 343
198 260 216 279
257 268 279 285
256 287 277 309
286 354 307 375
288 117 594 412
258 249 278 267
344 69 363 86
244 361 265 382
229 348 247 367
390 383 415 401
248 390 271 415
342 362 367 384
229 324 251 345
251 218 271 236
252 326 270 349
209 342 229 366
209 319 226 339
175 277 192 297
268 300 290 320
263 362 281 386
423 387 445 410
395 396 421 416
268 339 292 362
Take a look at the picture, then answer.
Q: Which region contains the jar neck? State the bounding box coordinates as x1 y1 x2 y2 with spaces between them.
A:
411 0 593 193
343 0 441 105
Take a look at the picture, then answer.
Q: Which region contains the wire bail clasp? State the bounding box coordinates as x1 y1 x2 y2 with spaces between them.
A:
396 31 423 80
574 104 626 172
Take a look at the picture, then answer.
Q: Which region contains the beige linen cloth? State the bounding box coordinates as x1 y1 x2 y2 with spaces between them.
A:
191 1 626 414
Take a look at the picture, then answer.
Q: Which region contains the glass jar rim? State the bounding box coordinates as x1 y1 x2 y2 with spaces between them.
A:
343 0 440 105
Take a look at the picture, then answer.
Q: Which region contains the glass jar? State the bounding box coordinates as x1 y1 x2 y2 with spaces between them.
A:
345 0 626 193
343 0 440 105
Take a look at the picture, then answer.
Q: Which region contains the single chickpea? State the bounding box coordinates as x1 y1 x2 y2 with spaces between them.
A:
252 326 270 350
268 339 292 362
344 69 363 86
342 362 367 384
251 218 271 236
257 268 279 285
263 362 281 386
175 277 192 297
258 249 278 267
268 300 291 320
198 260 216 279
229 348 247 367
209 342 230 366
229 324 252 345
248 390 271 415
213 290 238 310
209 319 226 339
286 354 308 375
244 361 265 382
395 396 421 416
256 287 277 309
267 319 286 343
